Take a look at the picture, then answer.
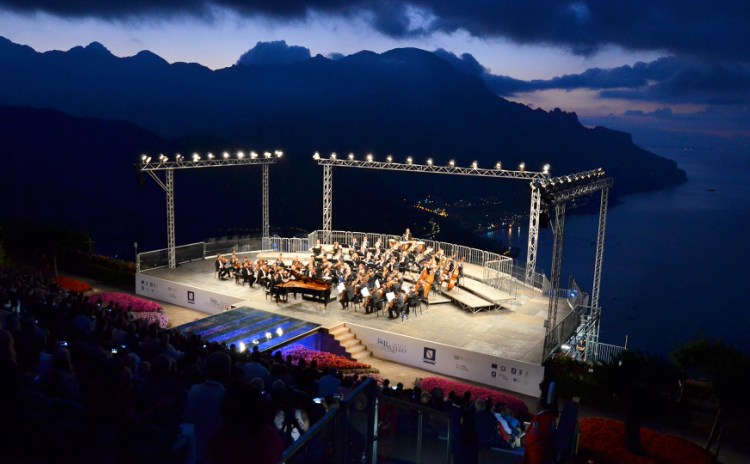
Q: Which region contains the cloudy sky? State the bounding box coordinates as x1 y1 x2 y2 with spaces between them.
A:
1 0 748 147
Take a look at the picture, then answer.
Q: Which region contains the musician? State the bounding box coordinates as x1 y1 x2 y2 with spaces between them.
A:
214 255 223 278
388 291 406 319
402 228 412 241
271 269 288 303
365 287 382 314
340 282 355 309
217 256 231 280
275 253 285 268
257 266 270 288
312 239 323 257
241 263 256 287
360 236 369 255
331 242 342 261
350 237 358 253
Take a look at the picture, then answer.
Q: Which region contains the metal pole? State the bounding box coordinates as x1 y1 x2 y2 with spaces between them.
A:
166 168 176 269
586 184 610 361
262 163 270 239
546 202 566 347
322 164 333 243
526 185 542 285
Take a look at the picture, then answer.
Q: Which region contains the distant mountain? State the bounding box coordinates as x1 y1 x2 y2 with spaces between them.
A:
0 37 687 255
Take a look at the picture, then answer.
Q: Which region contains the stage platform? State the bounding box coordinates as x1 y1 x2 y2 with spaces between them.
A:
142 258 572 364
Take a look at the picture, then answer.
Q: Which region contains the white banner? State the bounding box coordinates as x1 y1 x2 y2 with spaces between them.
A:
136 273 244 315
349 324 544 397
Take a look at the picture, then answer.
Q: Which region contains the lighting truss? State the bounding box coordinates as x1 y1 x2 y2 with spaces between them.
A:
137 150 282 269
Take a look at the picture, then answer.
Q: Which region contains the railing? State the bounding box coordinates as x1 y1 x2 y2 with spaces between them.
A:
205 236 264 256
137 242 206 271
589 342 627 364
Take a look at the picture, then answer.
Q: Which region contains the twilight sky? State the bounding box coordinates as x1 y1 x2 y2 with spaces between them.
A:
1 0 749 147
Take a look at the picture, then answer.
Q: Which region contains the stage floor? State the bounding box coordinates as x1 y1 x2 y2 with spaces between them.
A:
145 259 565 364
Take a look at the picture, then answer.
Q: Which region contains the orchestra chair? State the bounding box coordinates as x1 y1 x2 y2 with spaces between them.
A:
400 305 410 321
375 301 386 318
407 297 422 317
352 295 362 312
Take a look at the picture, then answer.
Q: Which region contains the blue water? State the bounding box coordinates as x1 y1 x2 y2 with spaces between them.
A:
490 147 750 357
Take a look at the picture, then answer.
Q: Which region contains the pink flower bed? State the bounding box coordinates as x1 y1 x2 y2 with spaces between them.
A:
132 311 169 329
419 377 529 418
91 292 163 312
280 346 377 372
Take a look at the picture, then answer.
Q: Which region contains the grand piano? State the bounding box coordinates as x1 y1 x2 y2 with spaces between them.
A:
276 270 333 307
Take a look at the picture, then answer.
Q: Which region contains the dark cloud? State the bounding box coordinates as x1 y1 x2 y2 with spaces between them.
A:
2 1 749 61
236 40 310 66
623 108 674 119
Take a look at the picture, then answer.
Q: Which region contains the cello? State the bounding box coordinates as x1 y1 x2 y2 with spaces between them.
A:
447 257 463 291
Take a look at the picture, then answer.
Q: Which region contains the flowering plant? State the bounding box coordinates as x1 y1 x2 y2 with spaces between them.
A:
418 377 529 418
132 311 169 329
577 417 712 464
90 292 163 313
279 346 378 373
55 276 92 293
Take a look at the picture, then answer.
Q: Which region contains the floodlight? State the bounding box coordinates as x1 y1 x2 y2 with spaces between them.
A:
366 154 373 162
543 164 550 174
223 151 230 159
207 153 214 160
275 150 283 157
427 158 433 166
495 162 502 170
264 151 271 158
276 327 283 336
386 155 393 162
519 162 526 171
406 156 413 164
237 151 245 159
251 151 258 159
265 331 272 340
471 161 478 169
449 160 455 167
330 152 337 160
313 152 320 160
348 153 354 160
239 341 246 353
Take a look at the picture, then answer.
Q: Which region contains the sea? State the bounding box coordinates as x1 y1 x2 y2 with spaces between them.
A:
490 146 750 358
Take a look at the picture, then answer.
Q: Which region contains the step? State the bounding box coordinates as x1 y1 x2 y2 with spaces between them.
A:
340 338 361 349
335 331 356 343
348 343 367 355
328 325 350 337
351 350 372 361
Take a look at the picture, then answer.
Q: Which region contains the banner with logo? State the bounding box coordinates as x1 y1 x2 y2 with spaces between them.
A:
350 324 544 397
136 273 244 315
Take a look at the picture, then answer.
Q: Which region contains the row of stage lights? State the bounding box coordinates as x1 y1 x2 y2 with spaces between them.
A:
140 150 284 164
313 152 550 174
236 327 285 353
535 168 606 191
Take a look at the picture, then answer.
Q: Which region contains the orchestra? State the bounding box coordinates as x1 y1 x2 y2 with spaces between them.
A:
211 229 462 318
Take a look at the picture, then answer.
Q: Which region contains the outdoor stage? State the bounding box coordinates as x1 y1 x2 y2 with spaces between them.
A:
137 253 571 396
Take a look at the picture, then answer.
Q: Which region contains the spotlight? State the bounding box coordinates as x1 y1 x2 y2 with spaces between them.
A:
449 160 455 167
276 327 283 336
264 151 271 158
140 154 148 163
495 162 502 170
252 339 259 345
426 158 433 166
275 150 283 157
223 151 230 159
348 153 354 160
543 164 550 174
313 152 320 160
366 154 373 162
406 156 413 164
192 153 200 161
207 153 214 160
265 331 273 340
471 161 478 169
251 151 258 159
238 342 246 353
386 155 393 162
237 151 245 159
519 162 526 171
330 152 337 160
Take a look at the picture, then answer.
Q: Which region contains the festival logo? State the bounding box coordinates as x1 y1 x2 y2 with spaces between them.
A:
423 347 436 365
376 338 406 354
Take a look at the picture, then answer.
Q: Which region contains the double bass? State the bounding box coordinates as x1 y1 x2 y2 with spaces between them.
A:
447 257 463 291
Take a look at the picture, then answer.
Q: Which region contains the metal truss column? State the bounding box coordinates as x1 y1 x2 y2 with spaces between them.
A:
526 185 542 285
322 164 333 243
262 163 270 239
165 168 176 269
586 184 611 360
546 202 566 346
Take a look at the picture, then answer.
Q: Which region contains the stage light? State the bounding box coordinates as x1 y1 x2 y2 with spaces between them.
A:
366 154 373 162
348 153 354 160
175 154 183 161
237 151 245 159
561 343 572 352
471 161 478 169
251 151 258 159
140 154 148 163
330 152 337 160
427 158 433 166
239 341 246 353
265 331 272 340
449 160 455 167
192 153 200 161
159 154 168 163
275 150 283 157
313 152 320 160
495 162 502 170
276 327 283 336
406 156 413 164
223 151 230 159
543 164 550 174
519 162 526 171
252 339 259 345
207 153 214 160
386 155 393 162
264 151 271 158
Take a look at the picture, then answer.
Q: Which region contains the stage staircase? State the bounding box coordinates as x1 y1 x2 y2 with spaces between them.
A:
328 323 371 361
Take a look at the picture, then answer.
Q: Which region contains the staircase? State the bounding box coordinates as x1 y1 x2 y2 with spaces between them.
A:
328 323 371 361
